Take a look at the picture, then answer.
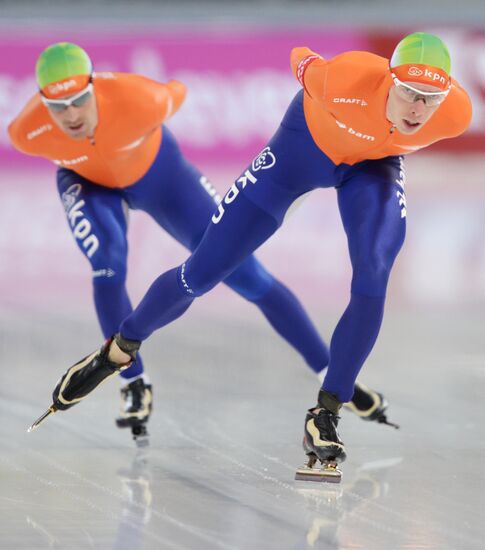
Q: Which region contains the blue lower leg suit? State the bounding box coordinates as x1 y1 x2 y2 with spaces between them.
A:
118 91 406 402
57 125 330 381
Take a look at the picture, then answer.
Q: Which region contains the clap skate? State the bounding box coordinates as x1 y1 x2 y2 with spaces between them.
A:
28 333 140 432
116 378 153 447
344 382 399 429
295 389 346 483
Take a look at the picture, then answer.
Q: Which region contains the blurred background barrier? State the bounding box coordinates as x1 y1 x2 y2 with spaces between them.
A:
0 14 484 319
2 27 484 165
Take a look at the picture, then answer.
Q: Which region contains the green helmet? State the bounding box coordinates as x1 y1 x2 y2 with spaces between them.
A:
390 32 451 75
36 42 92 97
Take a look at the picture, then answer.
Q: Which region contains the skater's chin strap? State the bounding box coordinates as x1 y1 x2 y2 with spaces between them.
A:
114 333 142 361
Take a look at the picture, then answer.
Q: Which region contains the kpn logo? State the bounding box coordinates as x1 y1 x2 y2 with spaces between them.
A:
47 79 77 95
408 66 447 85
408 66 423 76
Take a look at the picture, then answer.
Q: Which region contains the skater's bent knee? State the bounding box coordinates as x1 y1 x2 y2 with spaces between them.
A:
92 265 127 286
223 257 274 301
351 261 394 297
177 262 219 297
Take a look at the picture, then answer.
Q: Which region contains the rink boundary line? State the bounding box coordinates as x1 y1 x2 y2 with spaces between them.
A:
25 514 60 547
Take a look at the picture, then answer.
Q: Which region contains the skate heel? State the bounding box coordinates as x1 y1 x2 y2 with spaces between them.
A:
132 423 149 448
295 453 342 483
302 433 345 463
345 383 399 429
116 416 150 446
116 379 152 447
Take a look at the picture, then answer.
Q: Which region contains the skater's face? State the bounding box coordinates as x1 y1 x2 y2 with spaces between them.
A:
42 83 98 140
386 77 445 135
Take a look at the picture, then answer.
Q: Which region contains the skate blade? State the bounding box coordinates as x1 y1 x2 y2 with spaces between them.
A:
134 435 150 448
295 463 342 483
27 405 57 433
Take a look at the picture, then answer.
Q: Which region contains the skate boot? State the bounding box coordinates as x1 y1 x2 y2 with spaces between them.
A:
344 382 399 429
116 378 153 447
295 389 346 483
28 333 141 432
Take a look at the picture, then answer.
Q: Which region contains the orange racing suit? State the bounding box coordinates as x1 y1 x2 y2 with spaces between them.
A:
290 47 472 165
8 72 186 188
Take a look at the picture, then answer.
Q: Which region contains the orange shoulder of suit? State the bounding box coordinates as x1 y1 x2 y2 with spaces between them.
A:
291 47 472 165
8 72 187 188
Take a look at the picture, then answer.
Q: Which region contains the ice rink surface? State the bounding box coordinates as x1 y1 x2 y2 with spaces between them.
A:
1 5 484 546
1 306 484 550
0 143 484 550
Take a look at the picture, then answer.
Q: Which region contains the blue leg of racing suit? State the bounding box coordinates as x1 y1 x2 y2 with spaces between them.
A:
118 92 406 401
57 125 331 379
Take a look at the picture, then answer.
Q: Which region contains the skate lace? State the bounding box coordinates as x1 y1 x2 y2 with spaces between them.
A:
314 409 341 442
